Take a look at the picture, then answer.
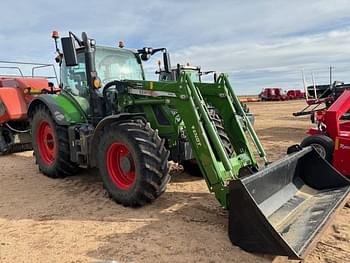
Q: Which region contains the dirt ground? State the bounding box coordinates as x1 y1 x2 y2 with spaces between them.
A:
0 100 349 263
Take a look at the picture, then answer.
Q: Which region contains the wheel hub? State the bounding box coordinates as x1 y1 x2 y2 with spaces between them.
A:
36 120 56 165
106 143 136 190
120 156 132 173
311 143 326 158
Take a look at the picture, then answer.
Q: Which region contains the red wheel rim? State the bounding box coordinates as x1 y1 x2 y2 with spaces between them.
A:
106 143 136 190
36 120 56 165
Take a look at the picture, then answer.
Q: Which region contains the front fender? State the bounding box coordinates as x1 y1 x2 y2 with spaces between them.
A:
28 94 87 125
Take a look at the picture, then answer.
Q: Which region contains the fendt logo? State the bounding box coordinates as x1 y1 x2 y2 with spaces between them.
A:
340 144 350 150
54 111 65 122
191 125 202 148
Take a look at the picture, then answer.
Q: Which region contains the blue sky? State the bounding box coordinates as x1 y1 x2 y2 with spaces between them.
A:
1 0 350 94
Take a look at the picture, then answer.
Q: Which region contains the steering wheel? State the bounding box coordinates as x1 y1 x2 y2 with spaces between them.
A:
102 77 120 84
102 80 128 114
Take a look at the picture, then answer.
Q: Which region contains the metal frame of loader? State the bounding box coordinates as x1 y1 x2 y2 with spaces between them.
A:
28 31 350 259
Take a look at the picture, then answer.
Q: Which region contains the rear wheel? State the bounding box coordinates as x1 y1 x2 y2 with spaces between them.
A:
31 106 78 178
98 119 170 207
300 135 334 162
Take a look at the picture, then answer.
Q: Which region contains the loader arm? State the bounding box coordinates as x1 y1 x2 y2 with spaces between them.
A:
124 73 265 208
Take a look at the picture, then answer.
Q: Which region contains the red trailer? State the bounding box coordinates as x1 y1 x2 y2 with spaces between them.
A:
287 89 305 100
259 87 287 101
300 90 350 177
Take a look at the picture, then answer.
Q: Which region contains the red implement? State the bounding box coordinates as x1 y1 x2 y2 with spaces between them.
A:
301 90 350 177
0 61 58 154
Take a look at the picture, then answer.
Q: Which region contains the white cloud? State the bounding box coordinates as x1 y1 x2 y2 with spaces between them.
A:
1 0 350 94
168 27 350 94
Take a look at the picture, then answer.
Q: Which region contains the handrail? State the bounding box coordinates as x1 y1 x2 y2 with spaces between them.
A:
0 66 24 77
0 60 58 84
0 60 53 66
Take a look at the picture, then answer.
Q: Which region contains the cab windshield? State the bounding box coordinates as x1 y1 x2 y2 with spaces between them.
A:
184 70 200 82
95 46 144 85
60 46 144 114
61 46 144 97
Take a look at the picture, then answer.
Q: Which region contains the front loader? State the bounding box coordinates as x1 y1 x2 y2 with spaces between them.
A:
28 31 350 259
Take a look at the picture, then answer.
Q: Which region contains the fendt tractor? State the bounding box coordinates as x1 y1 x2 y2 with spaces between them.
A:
156 62 254 124
28 31 350 259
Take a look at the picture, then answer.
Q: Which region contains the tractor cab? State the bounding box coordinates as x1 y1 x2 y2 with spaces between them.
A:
61 46 145 91
157 64 201 82
60 46 145 113
156 63 215 83
56 32 171 122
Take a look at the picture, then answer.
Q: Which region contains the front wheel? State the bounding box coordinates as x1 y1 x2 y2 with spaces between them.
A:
97 120 170 207
300 135 334 162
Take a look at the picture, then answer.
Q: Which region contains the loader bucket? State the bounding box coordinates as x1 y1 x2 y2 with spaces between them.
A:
228 147 350 259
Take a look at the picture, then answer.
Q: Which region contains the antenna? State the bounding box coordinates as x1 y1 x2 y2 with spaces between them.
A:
51 31 63 63
312 72 317 99
302 69 309 100
51 31 60 53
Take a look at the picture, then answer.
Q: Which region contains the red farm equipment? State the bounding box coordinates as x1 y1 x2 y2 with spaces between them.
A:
300 90 350 177
259 87 287 101
0 61 58 154
287 89 305 100
293 68 350 120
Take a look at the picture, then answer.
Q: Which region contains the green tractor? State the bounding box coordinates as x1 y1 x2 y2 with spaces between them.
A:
156 62 211 82
28 31 349 259
156 62 255 125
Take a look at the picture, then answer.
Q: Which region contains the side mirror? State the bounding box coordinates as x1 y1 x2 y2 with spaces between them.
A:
61 37 78 67
140 53 151 61
163 51 171 73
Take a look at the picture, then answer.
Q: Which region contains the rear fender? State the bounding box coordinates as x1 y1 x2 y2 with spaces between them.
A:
307 128 323 135
28 94 85 125
90 113 146 167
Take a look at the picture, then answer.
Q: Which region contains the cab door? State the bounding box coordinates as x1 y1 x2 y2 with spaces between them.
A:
60 52 91 115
